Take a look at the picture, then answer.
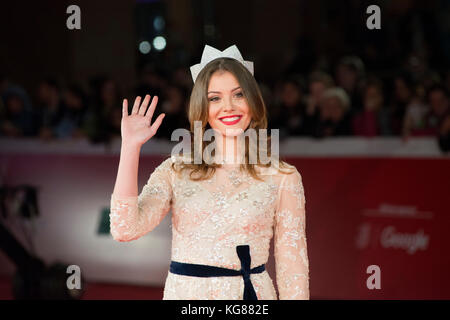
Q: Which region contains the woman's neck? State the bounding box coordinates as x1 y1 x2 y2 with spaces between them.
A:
215 135 244 165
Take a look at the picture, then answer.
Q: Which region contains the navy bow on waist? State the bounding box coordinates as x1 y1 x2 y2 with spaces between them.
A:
169 245 265 300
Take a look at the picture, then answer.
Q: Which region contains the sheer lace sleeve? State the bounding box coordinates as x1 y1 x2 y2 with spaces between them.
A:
110 157 173 242
274 167 310 299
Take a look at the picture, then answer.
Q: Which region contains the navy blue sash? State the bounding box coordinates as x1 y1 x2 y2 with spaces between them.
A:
169 245 264 300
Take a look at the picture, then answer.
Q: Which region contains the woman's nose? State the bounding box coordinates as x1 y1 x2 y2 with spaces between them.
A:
222 97 236 111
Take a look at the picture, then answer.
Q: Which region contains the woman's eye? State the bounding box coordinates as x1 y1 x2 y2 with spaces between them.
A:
208 92 243 102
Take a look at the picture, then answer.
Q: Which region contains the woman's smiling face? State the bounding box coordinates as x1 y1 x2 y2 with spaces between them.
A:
207 70 252 137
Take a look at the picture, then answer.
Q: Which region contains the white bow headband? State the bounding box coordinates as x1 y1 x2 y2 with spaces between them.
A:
190 44 254 83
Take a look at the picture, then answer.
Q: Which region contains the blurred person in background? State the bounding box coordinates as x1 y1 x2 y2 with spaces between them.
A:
53 84 89 139
84 76 122 143
35 78 65 140
405 52 430 85
352 78 391 137
107 105 123 140
401 95 429 139
389 73 415 135
153 83 190 140
302 71 335 136
269 75 306 138
313 87 353 138
427 85 450 131
403 84 449 138
335 55 365 113
0 86 36 137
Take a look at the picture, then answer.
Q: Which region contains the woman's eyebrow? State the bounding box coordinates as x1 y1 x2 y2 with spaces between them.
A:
208 86 241 94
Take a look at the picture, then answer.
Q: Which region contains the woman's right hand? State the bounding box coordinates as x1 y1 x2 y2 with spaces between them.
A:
121 95 165 148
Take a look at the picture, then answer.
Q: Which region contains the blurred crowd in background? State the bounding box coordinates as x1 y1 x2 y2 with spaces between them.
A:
1 0 450 153
1 55 450 152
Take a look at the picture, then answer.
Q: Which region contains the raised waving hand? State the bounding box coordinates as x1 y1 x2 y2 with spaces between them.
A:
121 94 165 147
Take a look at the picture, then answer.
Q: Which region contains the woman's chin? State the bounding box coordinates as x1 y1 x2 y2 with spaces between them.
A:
219 128 247 137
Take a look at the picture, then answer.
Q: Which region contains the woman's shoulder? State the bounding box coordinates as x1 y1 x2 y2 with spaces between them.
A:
256 159 298 176
158 153 186 163
156 154 192 173
277 161 304 189
251 160 299 190
277 159 298 171
153 154 179 173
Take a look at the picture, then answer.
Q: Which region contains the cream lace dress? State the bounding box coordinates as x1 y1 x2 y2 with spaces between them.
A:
110 155 309 300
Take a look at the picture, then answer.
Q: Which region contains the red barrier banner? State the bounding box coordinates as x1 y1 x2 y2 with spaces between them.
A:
287 157 450 299
0 151 448 299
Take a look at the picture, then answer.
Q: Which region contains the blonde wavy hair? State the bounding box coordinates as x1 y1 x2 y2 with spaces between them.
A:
170 57 294 181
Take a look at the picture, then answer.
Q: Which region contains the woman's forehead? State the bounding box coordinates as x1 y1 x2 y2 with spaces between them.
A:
208 71 240 91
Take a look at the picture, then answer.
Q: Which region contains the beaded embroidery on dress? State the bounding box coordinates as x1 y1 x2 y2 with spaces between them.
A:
110 155 309 300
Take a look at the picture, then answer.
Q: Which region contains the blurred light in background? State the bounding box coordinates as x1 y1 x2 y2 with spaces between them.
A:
153 16 165 31
152 36 166 51
139 40 151 54
135 0 167 67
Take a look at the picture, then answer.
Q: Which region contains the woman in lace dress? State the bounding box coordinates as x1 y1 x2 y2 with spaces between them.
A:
110 45 309 300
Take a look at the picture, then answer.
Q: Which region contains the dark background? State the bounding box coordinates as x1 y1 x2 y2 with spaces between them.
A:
1 0 449 145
